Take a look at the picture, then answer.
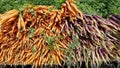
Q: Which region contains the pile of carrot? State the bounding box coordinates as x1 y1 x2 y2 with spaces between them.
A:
0 0 120 67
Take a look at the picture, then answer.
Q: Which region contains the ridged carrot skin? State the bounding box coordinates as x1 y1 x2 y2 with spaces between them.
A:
66 1 76 15
0 10 18 24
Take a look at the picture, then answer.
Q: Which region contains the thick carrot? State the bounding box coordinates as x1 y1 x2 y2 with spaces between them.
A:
56 55 61 65
0 11 18 24
20 15 26 31
66 1 76 15
5 9 18 16
48 13 57 28
57 14 61 21
37 10 43 14
34 5 53 10
70 3 83 17
5 17 17 26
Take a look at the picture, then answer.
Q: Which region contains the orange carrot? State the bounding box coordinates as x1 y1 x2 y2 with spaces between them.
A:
48 13 57 28
66 1 76 15
56 55 61 65
70 3 83 17
1 10 18 21
56 39 68 49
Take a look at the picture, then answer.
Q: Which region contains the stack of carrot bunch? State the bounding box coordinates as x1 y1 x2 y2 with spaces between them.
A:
0 0 120 67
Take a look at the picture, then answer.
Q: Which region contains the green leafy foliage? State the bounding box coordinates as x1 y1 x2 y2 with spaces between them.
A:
75 0 120 18
0 0 119 18
69 35 79 49
28 27 35 38
108 0 120 16
0 0 64 13
0 0 30 12
46 36 56 46
46 36 56 50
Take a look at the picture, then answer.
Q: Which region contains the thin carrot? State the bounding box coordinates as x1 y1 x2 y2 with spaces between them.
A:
56 39 68 49
26 52 37 63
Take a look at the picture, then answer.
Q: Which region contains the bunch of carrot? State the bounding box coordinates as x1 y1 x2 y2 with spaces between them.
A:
0 0 120 67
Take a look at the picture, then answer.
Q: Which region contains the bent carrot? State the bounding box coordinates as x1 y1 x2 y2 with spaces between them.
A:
70 3 83 17
0 11 18 24
66 1 76 15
